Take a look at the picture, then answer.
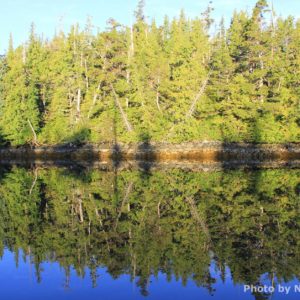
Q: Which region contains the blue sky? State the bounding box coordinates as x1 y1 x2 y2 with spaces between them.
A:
0 0 299 53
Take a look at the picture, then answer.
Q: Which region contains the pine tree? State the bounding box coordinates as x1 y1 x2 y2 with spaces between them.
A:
0 27 41 145
40 30 74 143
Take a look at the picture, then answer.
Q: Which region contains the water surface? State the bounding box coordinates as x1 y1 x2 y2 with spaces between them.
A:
0 165 299 299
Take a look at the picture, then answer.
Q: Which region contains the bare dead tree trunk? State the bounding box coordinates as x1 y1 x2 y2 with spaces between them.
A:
271 1 276 59
29 168 38 195
186 74 210 119
84 59 89 89
156 90 161 112
126 70 130 84
186 196 211 243
80 52 83 67
166 73 210 139
114 182 134 230
125 26 134 104
88 83 101 119
130 26 134 57
157 201 161 218
78 198 84 223
110 84 133 132
27 119 38 145
156 78 162 112
277 78 282 93
73 189 84 223
76 88 81 119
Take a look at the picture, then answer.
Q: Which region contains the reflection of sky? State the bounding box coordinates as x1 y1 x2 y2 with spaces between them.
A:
0 0 299 53
1 249 299 300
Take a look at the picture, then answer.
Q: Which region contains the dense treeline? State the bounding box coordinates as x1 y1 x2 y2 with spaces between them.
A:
0 0 299 146
0 166 299 298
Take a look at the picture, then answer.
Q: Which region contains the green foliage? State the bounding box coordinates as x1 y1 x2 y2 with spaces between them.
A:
0 166 299 296
0 1 299 145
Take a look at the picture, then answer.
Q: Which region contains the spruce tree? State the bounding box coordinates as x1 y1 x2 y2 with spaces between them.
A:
0 1 298 145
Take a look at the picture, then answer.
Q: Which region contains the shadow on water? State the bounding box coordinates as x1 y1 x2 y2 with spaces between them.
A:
217 114 293 171
0 164 11 180
135 133 154 297
111 95 123 169
65 127 92 146
216 117 300 300
0 126 10 149
0 148 299 298
0 128 5 146
136 131 155 175
110 94 124 212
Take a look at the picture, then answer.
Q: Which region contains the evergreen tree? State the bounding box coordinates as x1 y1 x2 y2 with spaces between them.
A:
0 28 41 145
0 1 298 145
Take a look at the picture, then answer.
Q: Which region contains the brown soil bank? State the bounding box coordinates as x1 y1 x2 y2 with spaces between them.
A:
0 142 299 162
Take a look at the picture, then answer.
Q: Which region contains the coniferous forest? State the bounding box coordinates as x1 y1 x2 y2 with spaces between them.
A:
0 166 299 296
0 0 299 146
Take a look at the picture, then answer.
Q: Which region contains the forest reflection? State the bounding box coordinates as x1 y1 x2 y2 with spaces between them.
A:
0 166 299 299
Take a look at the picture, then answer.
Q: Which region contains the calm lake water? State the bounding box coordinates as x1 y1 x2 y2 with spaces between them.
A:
0 164 299 299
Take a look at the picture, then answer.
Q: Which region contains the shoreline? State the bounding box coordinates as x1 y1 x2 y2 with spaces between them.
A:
0 142 299 162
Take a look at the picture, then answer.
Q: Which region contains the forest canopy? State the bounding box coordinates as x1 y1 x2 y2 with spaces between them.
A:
0 0 299 146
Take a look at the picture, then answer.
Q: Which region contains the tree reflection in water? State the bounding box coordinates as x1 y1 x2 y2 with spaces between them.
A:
0 166 299 299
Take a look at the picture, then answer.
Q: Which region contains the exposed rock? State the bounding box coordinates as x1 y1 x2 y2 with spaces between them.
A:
0 142 299 162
